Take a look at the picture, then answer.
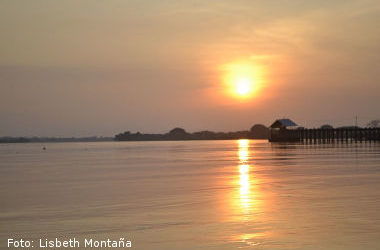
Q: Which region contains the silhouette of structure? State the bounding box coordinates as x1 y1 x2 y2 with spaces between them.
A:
300 127 380 143
269 119 300 142
269 118 380 143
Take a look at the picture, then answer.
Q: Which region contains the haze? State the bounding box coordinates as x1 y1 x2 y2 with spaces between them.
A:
1 0 379 137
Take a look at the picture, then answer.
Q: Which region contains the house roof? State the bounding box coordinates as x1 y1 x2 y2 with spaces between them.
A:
270 119 298 128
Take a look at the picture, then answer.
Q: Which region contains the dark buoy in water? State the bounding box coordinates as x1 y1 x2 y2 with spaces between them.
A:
43 146 46 150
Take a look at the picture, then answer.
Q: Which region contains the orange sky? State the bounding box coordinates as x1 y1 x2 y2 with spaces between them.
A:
0 0 379 136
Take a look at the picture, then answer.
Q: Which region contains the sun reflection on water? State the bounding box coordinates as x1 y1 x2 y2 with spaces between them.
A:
239 164 250 209
216 140 270 247
230 139 266 246
238 139 253 212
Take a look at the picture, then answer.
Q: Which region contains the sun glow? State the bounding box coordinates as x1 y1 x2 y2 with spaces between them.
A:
221 61 263 100
236 78 253 95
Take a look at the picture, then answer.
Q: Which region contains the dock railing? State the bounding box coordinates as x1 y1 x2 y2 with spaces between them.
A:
270 128 380 143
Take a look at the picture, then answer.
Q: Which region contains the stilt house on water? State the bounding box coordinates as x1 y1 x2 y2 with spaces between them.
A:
269 118 300 142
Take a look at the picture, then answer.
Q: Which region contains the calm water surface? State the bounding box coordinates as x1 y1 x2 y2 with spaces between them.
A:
1 140 380 249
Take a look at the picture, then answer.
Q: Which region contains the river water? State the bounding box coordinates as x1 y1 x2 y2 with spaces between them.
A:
1 140 380 249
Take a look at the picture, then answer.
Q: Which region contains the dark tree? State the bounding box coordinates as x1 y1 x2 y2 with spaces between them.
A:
250 124 269 139
168 127 187 135
320 124 333 129
367 119 380 128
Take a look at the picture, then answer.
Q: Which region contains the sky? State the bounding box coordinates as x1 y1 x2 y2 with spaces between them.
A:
1 0 379 137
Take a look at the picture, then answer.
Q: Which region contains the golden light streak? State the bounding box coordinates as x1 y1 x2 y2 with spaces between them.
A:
237 139 251 210
223 140 271 247
239 164 251 209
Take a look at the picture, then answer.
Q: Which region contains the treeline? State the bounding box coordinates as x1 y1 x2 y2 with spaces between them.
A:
114 124 269 141
0 124 270 143
0 136 113 143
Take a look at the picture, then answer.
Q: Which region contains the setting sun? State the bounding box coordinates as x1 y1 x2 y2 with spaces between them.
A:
236 78 253 96
221 61 264 100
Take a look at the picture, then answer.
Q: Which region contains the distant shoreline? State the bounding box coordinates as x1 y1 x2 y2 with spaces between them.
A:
0 125 270 143
114 126 269 142
0 137 113 143
0 137 269 144
3 121 378 143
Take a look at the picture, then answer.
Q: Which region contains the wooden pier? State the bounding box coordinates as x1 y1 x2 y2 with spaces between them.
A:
300 128 380 143
270 128 380 143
